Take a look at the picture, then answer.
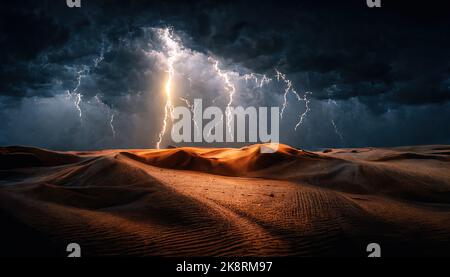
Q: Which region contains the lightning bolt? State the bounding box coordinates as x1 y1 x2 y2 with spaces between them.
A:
180 97 201 135
243 73 272 88
275 69 312 131
68 42 107 123
74 92 82 119
156 27 182 149
331 119 344 143
209 57 236 139
258 75 272 88
94 94 117 140
110 113 116 139
67 65 88 122
328 99 344 144
93 38 106 67
294 92 311 131
148 27 315 145
74 68 87 93
67 91 83 121
276 69 300 118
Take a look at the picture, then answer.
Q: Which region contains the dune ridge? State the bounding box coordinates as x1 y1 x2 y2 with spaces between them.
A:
0 144 449 256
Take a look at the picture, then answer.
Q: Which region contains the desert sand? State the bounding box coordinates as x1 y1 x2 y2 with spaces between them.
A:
0 144 449 257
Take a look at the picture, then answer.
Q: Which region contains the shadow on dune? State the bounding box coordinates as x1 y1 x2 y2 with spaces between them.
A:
0 144 449 256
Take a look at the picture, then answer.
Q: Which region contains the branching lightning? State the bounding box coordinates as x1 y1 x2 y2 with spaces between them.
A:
180 97 201 135
209 57 236 139
275 69 312 131
67 90 83 121
276 69 301 118
156 28 182 149
243 73 272 88
294 92 311 131
94 94 117 140
150 27 315 147
68 41 107 124
66 65 88 122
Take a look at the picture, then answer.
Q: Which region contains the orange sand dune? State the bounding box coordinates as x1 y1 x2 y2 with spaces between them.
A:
0 144 450 256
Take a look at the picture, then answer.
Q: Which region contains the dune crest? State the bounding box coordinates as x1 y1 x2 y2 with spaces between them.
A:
1 144 450 256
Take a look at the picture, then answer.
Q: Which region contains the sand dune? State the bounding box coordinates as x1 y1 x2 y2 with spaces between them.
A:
0 144 449 256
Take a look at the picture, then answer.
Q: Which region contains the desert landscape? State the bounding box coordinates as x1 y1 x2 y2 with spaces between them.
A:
0 144 450 257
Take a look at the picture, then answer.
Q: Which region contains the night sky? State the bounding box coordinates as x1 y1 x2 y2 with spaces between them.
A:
1 0 449 150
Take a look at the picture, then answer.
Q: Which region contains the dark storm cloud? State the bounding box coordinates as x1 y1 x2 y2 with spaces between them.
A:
181 0 450 108
0 3 69 62
0 0 449 149
0 2 69 99
2 0 450 107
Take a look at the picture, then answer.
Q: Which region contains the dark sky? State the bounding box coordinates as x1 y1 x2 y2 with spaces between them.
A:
1 0 449 150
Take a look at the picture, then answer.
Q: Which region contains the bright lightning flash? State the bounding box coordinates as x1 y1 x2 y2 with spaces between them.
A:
156 28 182 149
209 57 236 139
67 90 83 121
276 69 312 131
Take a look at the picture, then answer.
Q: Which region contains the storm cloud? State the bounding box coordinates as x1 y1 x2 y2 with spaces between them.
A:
0 0 449 150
